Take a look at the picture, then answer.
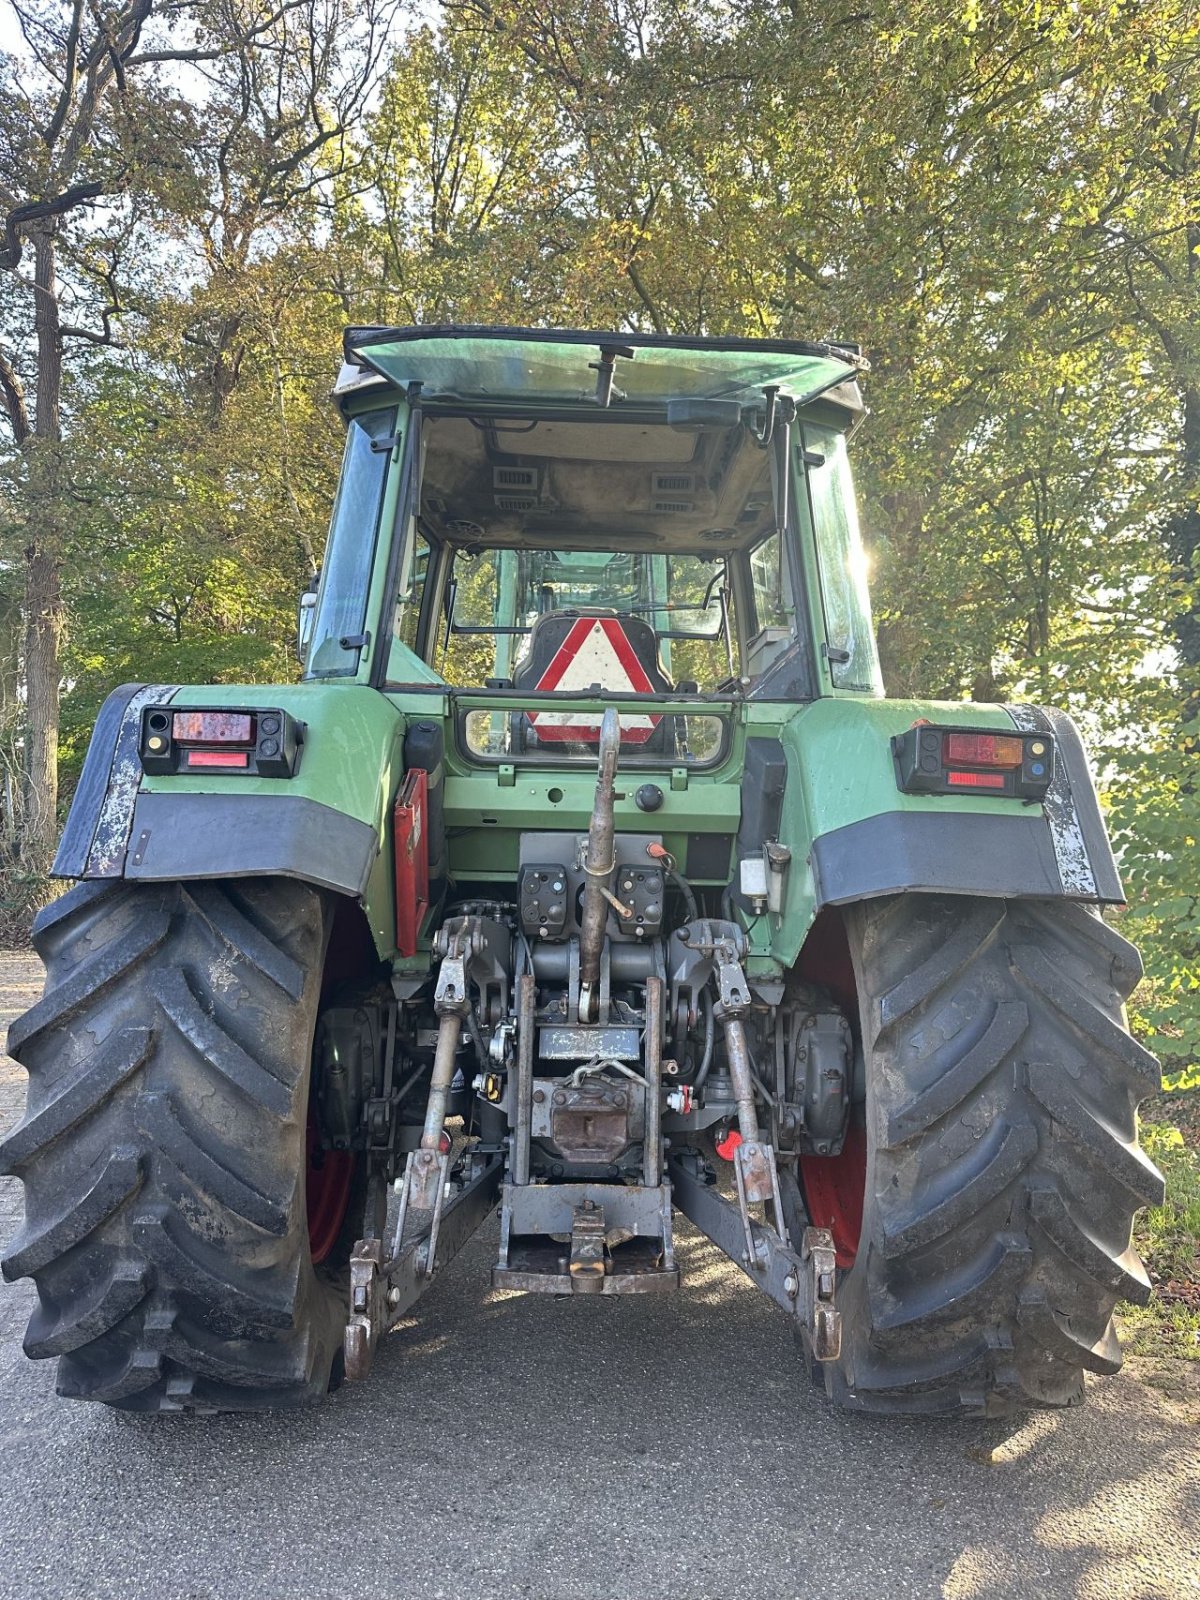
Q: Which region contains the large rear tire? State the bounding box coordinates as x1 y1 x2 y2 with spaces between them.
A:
0 877 349 1412
812 894 1163 1417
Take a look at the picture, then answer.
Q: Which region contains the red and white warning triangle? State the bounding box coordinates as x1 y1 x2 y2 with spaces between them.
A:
529 617 661 743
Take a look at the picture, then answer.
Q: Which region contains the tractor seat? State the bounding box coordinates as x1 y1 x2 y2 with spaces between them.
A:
510 610 676 754
511 610 674 695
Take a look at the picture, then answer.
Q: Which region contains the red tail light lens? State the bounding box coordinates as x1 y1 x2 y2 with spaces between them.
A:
173 711 254 745
946 769 1007 789
185 749 251 769
943 732 1024 768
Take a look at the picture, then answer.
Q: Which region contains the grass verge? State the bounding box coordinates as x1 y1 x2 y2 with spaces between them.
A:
1119 1089 1200 1361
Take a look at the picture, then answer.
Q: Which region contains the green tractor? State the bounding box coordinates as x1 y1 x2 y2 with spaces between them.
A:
0 326 1163 1416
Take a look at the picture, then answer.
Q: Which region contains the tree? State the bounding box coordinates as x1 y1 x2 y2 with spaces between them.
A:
0 0 397 864
0 0 158 860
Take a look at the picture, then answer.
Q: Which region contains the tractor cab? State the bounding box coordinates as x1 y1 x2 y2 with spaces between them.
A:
306 325 883 746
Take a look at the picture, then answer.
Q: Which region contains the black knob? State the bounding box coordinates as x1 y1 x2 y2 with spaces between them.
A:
635 783 664 812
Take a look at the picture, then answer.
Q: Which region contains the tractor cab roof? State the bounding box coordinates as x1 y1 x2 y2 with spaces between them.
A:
338 324 866 416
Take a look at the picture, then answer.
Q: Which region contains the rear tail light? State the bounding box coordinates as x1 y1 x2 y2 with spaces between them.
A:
946 769 1007 789
943 732 1024 768
171 711 254 745
184 749 251 770
139 705 303 777
892 724 1054 800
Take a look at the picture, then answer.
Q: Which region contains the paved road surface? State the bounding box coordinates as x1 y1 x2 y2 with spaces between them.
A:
1 950 1197 1600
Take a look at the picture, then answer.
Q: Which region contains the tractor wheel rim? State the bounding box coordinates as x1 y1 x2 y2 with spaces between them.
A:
799 1123 866 1269
305 1114 354 1265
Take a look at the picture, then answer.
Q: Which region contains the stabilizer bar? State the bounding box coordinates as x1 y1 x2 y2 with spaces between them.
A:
668 1151 841 1361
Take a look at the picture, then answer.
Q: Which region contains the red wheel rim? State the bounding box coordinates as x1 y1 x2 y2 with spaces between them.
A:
306 1114 354 1265
799 1124 866 1269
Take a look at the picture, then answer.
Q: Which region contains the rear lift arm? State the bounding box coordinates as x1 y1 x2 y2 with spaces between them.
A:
668 1152 841 1362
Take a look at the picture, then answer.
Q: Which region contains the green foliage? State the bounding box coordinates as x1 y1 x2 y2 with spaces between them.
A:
1111 710 1200 1082
1122 1116 1200 1358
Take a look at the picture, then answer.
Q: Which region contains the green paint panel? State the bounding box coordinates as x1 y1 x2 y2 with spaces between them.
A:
442 768 741 880
765 696 1028 966
145 683 405 828
785 697 1019 834
432 685 743 880
139 679 1040 976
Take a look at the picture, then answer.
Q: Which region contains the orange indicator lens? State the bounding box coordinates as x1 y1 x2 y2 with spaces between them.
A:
173 711 254 745
946 769 1007 789
943 732 1024 768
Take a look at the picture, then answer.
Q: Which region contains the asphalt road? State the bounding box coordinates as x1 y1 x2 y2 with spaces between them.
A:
1 951 1197 1600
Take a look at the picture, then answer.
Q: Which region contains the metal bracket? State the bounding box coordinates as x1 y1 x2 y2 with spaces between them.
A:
711 935 751 1018
589 342 635 408
493 1179 679 1296
732 1136 789 1263
390 1145 452 1277
569 1200 607 1290
433 927 474 1018
802 1225 841 1361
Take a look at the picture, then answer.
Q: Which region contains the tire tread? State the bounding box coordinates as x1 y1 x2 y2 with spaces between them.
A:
822 893 1162 1418
0 877 342 1411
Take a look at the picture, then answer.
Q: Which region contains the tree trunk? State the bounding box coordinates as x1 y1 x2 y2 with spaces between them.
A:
1162 215 1200 701
21 225 65 864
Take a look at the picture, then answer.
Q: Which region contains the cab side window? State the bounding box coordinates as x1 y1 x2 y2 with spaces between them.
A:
393 529 430 656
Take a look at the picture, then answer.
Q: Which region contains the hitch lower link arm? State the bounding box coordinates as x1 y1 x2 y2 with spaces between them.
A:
667 1150 842 1363
344 1153 503 1383
344 917 503 1385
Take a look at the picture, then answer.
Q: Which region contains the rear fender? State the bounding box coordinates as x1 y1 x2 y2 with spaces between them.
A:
758 698 1121 973
54 681 406 957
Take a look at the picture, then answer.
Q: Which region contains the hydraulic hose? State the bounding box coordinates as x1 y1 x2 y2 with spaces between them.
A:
666 863 698 923
644 840 698 923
